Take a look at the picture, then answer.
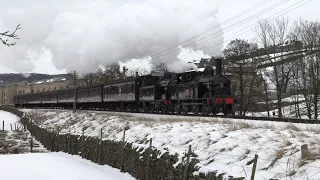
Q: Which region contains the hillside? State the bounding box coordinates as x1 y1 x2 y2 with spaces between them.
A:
0 73 67 85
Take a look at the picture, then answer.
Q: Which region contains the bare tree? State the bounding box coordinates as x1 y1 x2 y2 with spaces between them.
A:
151 62 167 73
223 39 258 115
256 17 292 117
0 24 21 47
291 19 320 119
104 62 124 81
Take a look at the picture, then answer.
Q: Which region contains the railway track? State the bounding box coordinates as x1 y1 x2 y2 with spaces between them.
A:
14 106 320 125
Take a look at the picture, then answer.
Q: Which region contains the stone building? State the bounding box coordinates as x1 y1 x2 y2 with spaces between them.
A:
29 81 69 94
0 80 70 106
0 84 18 106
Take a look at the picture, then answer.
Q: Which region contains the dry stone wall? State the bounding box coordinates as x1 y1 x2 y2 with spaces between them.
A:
0 106 244 180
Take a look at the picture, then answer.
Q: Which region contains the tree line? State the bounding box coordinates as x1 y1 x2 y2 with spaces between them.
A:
224 17 320 119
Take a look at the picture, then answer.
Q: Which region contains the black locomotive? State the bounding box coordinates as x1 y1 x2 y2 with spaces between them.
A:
14 58 235 115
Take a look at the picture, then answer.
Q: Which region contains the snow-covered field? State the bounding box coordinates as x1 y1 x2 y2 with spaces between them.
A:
0 110 21 131
0 110 46 153
21 108 320 180
0 152 135 180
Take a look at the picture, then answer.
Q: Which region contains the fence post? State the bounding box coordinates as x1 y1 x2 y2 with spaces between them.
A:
120 130 126 172
81 128 85 158
99 128 103 165
14 123 16 131
51 130 55 152
250 154 258 180
183 145 192 180
145 138 153 180
68 128 71 154
10 123 12 131
2 120 4 131
30 137 33 153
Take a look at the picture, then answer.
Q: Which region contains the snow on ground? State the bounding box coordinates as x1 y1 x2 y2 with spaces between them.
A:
256 98 315 119
21 109 320 180
257 95 305 105
0 110 46 153
0 152 136 180
0 110 21 131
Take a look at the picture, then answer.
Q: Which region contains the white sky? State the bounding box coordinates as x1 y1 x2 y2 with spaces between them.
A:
0 0 318 74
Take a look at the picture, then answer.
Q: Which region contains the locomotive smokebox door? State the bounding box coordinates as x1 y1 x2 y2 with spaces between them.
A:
204 66 214 76
181 71 197 83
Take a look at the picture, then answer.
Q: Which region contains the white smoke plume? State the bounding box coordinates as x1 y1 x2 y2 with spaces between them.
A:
0 0 223 74
166 61 199 73
21 73 31 78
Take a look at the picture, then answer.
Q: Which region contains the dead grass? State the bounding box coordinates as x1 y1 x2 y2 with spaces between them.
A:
286 170 297 176
261 123 276 130
305 126 320 134
26 111 48 125
284 124 300 131
284 139 293 147
227 122 253 132
276 148 286 160
266 148 287 169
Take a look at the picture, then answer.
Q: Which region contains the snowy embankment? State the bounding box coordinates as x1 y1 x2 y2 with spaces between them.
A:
256 94 318 119
0 152 135 180
21 109 320 180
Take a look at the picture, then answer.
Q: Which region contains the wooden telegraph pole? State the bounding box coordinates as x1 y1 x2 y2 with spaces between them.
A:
73 70 77 113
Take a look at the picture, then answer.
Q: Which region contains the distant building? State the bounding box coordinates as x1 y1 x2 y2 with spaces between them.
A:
0 84 18 106
0 78 70 106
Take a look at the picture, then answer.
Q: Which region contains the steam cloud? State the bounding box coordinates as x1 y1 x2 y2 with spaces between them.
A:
0 0 223 74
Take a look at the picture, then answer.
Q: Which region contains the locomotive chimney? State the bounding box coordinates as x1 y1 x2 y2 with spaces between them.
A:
215 58 222 75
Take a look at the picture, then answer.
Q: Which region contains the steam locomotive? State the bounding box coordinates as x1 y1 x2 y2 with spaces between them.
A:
14 58 235 116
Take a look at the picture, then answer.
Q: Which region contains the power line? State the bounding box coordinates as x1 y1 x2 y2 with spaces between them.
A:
149 0 273 59
154 0 293 63
171 0 313 63
154 0 290 62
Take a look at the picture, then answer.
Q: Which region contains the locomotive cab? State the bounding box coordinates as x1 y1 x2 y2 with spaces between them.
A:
198 65 215 98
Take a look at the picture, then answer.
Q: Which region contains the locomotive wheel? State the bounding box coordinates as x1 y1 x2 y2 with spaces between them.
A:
193 105 199 116
223 109 228 116
202 105 209 116
212 107 217 116
223 106 232 116
175 105 181 115
143 105 149 113
155 105 160 114
168 106 174 114
161 105 168 114
182 106 188 116
150 105 155 113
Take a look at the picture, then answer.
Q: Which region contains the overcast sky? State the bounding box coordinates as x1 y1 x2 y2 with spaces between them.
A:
0 0 318 75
